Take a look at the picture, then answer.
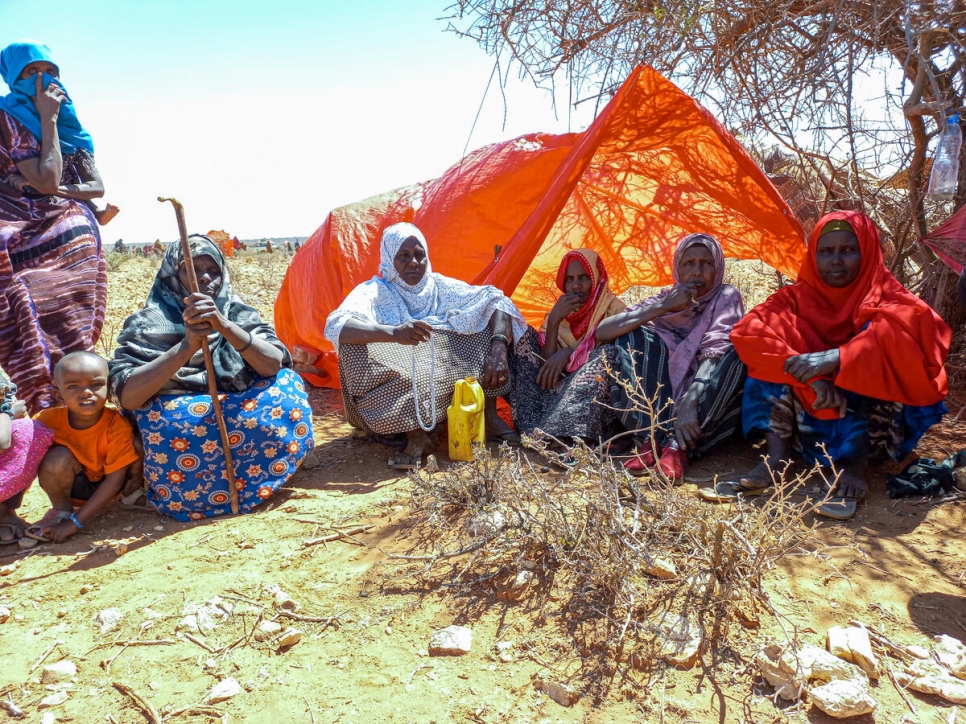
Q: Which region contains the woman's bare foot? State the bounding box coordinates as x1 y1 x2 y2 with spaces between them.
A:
391 429 433 469
95 203 120 226
0 507 28 543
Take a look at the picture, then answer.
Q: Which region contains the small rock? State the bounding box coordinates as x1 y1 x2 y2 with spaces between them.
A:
935 635 966 680
654 613 702 668
643 556 677 580
0 606 10 623
41 712 55 724
207 677 240 704
756 645 805 700
38 691 69 708
178 614 200 633
300 450 320 470
93 608 123 634
429 625 472 656
534 677 577 707
779 643 859 684
809 678 877 718
43 660 77 683
827 626 879 679
254 620 282 642
500 570 535 601
497 641 514 663
897 659 966 704
0 562 17 576
274 589 299 610
153 525 164 532
464 509 505 537
907 645 931 659
122 526 133 532
277 628 302 648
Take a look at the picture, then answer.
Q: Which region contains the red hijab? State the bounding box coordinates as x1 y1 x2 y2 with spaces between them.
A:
554 249 611 340
731 211 950 419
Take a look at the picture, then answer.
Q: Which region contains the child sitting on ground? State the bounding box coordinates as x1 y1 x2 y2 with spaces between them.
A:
29 351 143 543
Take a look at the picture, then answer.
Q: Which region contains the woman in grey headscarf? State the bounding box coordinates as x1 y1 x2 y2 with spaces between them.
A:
109 235 313 521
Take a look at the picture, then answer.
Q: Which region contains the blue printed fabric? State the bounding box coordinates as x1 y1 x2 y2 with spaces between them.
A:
135 369 313 521
742 377 945 465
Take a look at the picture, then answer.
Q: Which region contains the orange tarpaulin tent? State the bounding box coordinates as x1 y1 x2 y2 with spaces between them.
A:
276 66 807 388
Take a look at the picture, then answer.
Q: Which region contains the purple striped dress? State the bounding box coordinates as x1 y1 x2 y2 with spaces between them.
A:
0 110 106 414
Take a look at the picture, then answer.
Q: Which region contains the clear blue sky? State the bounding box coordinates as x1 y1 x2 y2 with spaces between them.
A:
1 0 594 243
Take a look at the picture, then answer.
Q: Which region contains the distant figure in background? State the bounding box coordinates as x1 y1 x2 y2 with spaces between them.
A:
284 241 294 254
113 239 126 254
294 240 301 252
264 240 274 254
0 40 109 413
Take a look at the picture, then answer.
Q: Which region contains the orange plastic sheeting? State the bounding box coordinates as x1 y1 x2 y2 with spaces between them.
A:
207 229 235 259
275 66 806 388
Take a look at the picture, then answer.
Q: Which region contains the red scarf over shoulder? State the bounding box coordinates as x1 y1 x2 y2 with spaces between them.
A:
731 211 950 419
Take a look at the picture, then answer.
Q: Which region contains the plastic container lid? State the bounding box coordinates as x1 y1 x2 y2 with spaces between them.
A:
948 113 960 124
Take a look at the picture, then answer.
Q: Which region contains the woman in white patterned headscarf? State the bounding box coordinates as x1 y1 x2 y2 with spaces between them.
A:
326 222 527 469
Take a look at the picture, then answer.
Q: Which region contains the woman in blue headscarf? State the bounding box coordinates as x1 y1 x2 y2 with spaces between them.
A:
0 41 109 413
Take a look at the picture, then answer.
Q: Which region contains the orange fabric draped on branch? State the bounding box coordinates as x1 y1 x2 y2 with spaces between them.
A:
275 66 807 387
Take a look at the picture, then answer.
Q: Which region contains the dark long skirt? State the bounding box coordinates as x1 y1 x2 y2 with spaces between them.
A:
741 377 946 465
339 330 510 436
509 327 622 442
610 327 746 457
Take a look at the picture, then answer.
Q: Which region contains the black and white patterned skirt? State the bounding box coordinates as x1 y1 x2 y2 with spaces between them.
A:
338 330 510 436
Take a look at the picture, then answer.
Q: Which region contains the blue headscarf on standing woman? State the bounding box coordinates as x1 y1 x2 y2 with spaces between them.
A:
0 40 94 154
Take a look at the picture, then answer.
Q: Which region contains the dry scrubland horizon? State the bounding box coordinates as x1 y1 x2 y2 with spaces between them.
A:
0 251 963 723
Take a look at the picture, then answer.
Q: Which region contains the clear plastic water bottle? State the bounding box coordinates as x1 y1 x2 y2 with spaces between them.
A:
927 113 962 201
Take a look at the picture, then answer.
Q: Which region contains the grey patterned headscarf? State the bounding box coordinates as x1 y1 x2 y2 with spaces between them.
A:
109 235 291 400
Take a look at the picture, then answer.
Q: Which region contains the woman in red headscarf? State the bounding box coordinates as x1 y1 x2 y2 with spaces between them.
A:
703 211 950 519
509 248 626 443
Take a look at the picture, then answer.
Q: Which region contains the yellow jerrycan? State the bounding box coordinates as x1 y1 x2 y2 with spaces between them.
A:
447 376 486 462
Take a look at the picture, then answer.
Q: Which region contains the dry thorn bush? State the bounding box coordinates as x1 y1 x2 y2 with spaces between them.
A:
393 423 829 695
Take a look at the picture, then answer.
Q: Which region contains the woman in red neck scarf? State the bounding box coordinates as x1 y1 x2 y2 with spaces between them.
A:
705 211 950 519
509 248 626 443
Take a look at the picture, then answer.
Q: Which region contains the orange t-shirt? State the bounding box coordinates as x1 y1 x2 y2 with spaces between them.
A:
34 406 139 482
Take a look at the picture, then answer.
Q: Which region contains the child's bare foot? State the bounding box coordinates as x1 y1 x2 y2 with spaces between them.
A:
95 203 120 225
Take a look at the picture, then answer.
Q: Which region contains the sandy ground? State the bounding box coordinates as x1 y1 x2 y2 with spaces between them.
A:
1 254 965 723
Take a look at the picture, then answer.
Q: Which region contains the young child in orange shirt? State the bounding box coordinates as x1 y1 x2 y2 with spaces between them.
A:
29 351 143 543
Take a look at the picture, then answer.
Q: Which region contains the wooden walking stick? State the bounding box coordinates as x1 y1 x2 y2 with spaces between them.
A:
158 197 239 514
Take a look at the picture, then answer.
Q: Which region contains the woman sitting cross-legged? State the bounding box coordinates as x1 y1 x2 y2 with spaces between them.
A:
108 235 314 521
325 223 527 470
704 211 950 519
509 248 626 443
596 233 747 481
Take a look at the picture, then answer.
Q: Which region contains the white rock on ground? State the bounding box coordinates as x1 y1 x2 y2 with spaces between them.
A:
643 555 677 580
809 678 877 718
429 625 472 656
534 677 577 707
755 646 805 701
277 628 302 648
207 677 241 704
464 509 506 538
93 608 123 634
0 605 10 623
779 644 861 684
38 691 69 708
653 613 701 668
254 620 283 642
896 660 966 704
826 626 879 679
43 660 77 682
935 635 966 680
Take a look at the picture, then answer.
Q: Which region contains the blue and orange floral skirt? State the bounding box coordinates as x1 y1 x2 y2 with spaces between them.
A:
135 368 314 521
